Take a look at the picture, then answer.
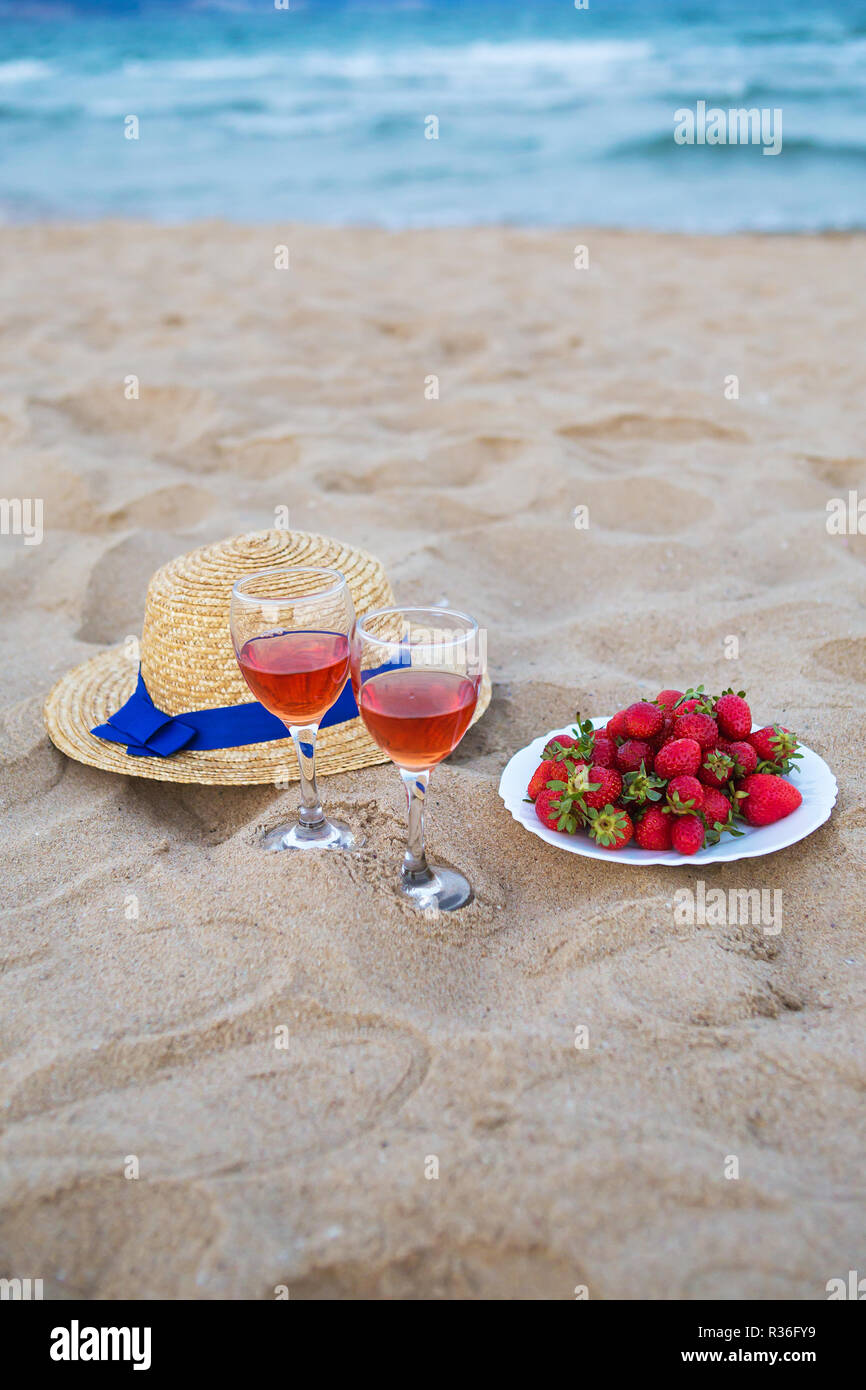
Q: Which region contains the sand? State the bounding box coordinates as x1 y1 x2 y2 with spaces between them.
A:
1 223 864 1300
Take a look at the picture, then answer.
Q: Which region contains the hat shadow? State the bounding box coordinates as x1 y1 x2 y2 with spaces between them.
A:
127 776 286 847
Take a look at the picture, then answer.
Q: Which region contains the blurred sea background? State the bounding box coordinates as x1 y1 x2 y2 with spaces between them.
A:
1 0 865 229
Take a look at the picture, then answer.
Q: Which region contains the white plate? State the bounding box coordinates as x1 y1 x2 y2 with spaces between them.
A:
498 717 838 866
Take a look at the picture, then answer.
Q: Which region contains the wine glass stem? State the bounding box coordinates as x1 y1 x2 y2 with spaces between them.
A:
289 724 325 829
399 767 433 883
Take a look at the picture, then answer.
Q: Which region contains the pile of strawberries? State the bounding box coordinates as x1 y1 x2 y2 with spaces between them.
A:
527 686 803 855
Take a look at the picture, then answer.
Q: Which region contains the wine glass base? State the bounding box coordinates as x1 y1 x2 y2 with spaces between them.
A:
400 865 473 913
262 818 359 852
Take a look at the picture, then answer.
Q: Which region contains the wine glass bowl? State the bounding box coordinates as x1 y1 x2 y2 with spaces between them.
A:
237 629 350 727
230 566 358 851
350 606 483 911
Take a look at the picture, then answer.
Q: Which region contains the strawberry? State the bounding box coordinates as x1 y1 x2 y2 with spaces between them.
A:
699 787 745 845
554 718 607 766
586 803 633 851
655 689 684 711
700 785 732 828
748 726 782 761
541 732 579 760
605 709 629 741
748 724 801 773
654 737 701 780
534 788 558 830
699 748 735 789
675 711 719 750
635 804 673 850
624 701 664 740
616 739 655 774
673 685 715 716
527 758 572 801
540 762 618 826
535 787 576 833
671 814 705 855
738 773 802 826
621 761 666 806
714 689 752 740
579 765 623 811
727 740 758 777
590 734 618 768
666 775 704 813
655 712 676 746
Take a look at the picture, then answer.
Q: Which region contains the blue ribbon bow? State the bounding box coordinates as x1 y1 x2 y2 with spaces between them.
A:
91 669 359 758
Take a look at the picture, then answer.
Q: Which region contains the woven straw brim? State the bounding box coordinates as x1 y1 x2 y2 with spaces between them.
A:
44 526 491 785
44 647 492 786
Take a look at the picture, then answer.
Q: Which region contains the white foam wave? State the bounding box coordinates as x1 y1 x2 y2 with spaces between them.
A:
0 59 53 85
120 38 655 85
122 54 288 82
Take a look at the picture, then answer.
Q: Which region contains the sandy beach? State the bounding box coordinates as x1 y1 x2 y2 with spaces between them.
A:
1 222 865 1299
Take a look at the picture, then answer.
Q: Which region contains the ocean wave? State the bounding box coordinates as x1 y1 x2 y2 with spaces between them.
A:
122 55 289 82
29 38 866 116
83 94 269 118
2 8 865 231
120 38 655 85
0 59 53 84
610 131 866 162
16 36 866 104
216 108 359 137
0 101 84 123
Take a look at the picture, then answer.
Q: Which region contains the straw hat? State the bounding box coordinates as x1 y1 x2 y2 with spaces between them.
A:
44 529 491 785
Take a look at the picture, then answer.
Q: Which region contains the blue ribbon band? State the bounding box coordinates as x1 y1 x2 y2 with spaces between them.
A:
91 669 359 758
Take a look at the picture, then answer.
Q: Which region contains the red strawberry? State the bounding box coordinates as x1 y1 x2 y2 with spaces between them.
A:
671 814 705 855
535 788 568 832
748 726 779 761
748 725 799 770
727 739 758 776
551 717 633 766
738 773 802 826
590 734 618 768
673 698 701 718
700 785 732 828
535 786 587 834
527 758 571 801
655 712 676 746
579 765 623 811
715 691 752 740
541 732 578 760
635 804 673 850
699 749 735 789
654 737 701 780
616 739 655 774
675 711 719 750
606 709 629 741
624 700 664 740
656 688 684 711
667 774 704 813
586 803 633 850
583 767 622 811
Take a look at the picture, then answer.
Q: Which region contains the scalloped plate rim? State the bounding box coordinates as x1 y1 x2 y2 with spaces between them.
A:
498 717 838 866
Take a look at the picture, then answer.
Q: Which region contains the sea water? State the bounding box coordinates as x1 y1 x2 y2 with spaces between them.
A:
1 0 864 229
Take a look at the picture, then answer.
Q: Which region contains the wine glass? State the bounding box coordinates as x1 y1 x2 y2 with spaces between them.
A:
230 566 358 852
350 607 483 911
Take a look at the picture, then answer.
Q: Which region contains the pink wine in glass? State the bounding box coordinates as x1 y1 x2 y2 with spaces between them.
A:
358 668 479 771
238 631 350 725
